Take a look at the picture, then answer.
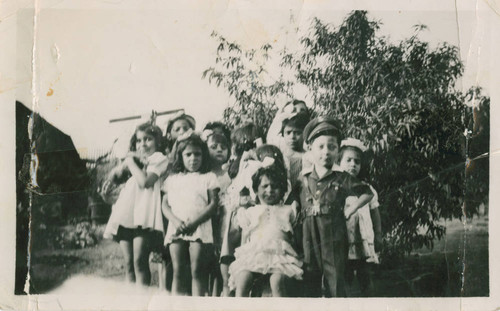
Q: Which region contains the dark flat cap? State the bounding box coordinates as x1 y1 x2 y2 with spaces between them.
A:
303 117 342 144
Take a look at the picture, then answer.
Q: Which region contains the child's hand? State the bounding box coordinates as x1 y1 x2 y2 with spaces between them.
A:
344 205 356 220
182 221 198 236
124 154 136 166
125 151 138 159
171 218 186 235
291 201 300 223
100 180 112 195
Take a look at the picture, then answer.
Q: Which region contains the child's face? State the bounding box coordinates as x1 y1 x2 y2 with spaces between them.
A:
182 144 203 172
310 135 338 169
283 125 303 152
170 119 192 140
256 175 282 205
135 130 157 157
207 136 229 165
339 149 361 177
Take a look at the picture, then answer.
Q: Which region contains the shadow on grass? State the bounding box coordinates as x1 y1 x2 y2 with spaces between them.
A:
25 217 488 297
368 216 489 297
30 255 90 294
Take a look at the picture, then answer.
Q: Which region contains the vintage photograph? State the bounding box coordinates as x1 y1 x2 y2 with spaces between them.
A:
10 0 495 308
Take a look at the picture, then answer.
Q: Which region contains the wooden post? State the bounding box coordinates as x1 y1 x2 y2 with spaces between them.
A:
109 108 184 124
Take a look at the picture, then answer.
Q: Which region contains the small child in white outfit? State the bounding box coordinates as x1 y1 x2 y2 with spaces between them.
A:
161 131 220 296
229 160 303 297
338 138 382 297
103 122 168 286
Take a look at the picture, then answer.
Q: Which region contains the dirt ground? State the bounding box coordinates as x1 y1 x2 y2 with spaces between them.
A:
28 215 488 297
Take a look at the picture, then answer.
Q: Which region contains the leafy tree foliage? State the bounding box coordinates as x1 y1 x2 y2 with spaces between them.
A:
204 11 489 256
202 32 293 129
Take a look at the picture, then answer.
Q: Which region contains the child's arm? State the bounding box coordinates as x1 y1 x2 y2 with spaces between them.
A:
161 193 187 234
370 206 382 252
184 188 220 234
125 154 159 189
343 174 374 219
344 193 373 220
266 111 286 146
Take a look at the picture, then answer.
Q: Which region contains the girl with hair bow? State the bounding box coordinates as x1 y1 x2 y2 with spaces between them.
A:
227 156 303 297
220 145 295 296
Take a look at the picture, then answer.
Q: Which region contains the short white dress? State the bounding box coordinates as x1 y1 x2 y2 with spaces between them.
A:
104 152 168 239
228 204 303 290
345 184 379 263
163 172 219 245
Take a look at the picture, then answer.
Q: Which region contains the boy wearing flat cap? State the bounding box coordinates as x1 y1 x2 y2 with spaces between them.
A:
298 117 374 297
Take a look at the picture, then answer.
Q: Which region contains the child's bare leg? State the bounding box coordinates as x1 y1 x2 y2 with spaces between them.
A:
133 235 151 286
345 260 356 296
158 261 167 290
357 262 373 297
189 242 208 296
220 263 231 296
165 260 173 292
209 264 221 297
169 241 189 295
235 271 254 297
119 240 135 283
269 273 287 297
211 274 220 296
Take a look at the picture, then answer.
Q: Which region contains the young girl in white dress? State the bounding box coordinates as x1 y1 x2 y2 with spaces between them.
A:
161 131 220 296
338 138 382 296
202 126 232 296
219 122 263 296
103 122 168 286
229 161 303 297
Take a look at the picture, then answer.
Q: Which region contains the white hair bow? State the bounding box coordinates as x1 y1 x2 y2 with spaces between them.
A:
176 129 195 142
341 138 367 152
201 129 213 142
259 157 275 168
240 153 275 172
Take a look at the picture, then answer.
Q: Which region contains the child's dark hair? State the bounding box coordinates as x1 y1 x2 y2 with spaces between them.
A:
255 144 287 176
251 165 288 201
171 134 211 174
228 122 265 179
337 145 369 180
280 111 310 135
130 122 164 153
231 122 263 156
166 114 195 134
204 121 231 146
284 99 310 117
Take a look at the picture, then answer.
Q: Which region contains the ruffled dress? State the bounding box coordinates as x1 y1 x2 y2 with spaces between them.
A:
228 204 303 290
104 152 168 239
163 172 220 245
345 184 379 263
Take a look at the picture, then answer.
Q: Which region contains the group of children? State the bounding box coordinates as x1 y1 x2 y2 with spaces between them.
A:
101 99 383 297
